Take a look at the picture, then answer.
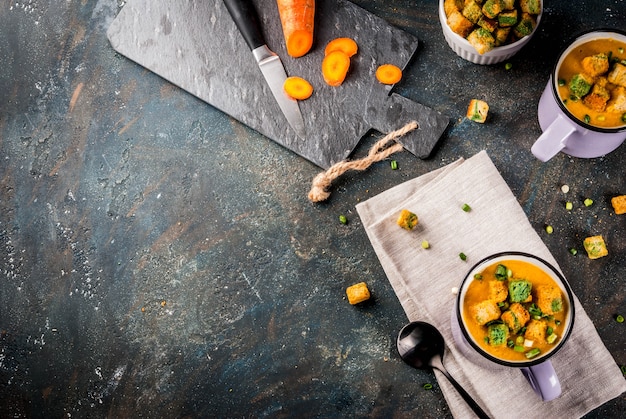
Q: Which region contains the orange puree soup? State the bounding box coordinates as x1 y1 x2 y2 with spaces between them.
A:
462 259 569 362
557 37 626 129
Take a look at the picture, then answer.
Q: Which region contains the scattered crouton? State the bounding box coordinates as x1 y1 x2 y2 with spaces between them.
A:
346 282 371 305
467 28 496 54
581 53 610 77
396 209 418 230
583 235 608 259
611 195 626 215
467 99 489 123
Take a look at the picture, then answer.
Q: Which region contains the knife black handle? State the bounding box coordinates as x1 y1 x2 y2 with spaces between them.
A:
223 0 266 50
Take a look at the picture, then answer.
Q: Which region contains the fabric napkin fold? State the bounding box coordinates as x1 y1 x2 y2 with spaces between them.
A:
356 151 626 418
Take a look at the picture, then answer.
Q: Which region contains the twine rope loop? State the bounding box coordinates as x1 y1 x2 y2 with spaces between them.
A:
308 121 419 202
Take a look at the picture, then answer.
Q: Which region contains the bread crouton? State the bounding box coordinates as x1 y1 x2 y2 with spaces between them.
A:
346 282 370 305
462 1 483 24
447 11 475 38
467 99 489 123
396 209 418 230
608 63 626 88
467 28 496 54
494 27 511 46
583 235 608 259
581 53 610 77
524 319 547 343
498 9 518 27
509 279 532 303
482 0 502 19
487 323 509 346
470 300 501 325
611 195 626 215
535 284 563 315
568 73 594 98
444 0 464 17
500 0 515 10
501 302 530 333
513 13 536 39
606 86 626 113
583 83 611 112
488 280 508 303
520 0 542 14
478 15 498 32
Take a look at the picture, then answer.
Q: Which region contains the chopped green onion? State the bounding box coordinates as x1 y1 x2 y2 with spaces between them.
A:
584 198 593 207
461 203 471 212
616 314 625 323
514 345 525 352
505 62 513 70
621 365 626 375
495 264 508 281
390 160 398 170
546 326 554 336
565 202 573 210
555 320 561 326
547 333 558 344
507 339 514 348
558 78 566 87
584 114 591 124
525 348 541 359
474 273 483 280
459 252 467 261
421 240 430 249
622 113 626 123
545 225 554 234
339 215 348 224
569 248 578 256
423 383 433 390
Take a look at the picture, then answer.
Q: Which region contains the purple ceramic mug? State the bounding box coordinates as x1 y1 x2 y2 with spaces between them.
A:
532 29 626 162
452 252 575 401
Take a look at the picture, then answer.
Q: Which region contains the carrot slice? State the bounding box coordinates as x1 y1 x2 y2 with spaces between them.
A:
324 37 358 57
376 64 402 84
283 76 313 100
276 0 315 58
322 50 351 86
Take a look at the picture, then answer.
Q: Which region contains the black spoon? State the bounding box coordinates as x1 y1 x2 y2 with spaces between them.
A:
397 321 490 419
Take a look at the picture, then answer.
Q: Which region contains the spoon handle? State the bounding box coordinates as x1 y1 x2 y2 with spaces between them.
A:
430 357 490 419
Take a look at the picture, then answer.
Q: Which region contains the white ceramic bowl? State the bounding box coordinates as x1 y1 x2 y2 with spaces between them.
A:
439 0 543 65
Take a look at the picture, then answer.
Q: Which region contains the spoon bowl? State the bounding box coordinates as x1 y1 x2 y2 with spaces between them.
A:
397 321 490 419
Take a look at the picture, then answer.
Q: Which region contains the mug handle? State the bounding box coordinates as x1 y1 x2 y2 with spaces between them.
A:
520 361 562 401
531 114 576 162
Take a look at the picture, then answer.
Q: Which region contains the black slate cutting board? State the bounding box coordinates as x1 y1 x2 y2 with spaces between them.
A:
107 0 449 169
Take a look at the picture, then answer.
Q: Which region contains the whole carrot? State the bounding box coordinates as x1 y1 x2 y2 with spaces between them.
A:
276 0 315 58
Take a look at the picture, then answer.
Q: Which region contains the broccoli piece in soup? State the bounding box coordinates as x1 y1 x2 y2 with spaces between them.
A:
487 323 509 346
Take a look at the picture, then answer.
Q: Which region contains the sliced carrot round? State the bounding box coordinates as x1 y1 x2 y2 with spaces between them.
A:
322 50 351 86
324 37 358 57
283 76 314 100
376 64 402 85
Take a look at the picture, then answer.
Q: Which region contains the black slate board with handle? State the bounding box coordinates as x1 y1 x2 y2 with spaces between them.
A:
107 0 449 169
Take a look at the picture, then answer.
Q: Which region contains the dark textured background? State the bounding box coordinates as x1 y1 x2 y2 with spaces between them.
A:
1 0 624 417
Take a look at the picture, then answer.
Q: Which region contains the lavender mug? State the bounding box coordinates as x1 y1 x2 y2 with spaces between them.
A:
532 29 626 162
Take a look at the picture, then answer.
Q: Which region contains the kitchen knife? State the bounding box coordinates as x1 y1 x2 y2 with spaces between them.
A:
223 0 306 139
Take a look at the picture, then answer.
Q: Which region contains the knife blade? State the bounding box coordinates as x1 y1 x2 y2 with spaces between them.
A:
223 0 306 139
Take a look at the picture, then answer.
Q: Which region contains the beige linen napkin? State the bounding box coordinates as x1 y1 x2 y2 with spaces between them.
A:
356 151 626 418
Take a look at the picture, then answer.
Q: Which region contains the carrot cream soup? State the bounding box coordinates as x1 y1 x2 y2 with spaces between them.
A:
462 259 569 362
557 37 626 129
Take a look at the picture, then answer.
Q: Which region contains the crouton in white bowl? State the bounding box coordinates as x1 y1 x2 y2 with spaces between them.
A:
439 0 543 65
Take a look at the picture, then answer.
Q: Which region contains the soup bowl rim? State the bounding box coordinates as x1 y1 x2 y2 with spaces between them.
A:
455 251 576 368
